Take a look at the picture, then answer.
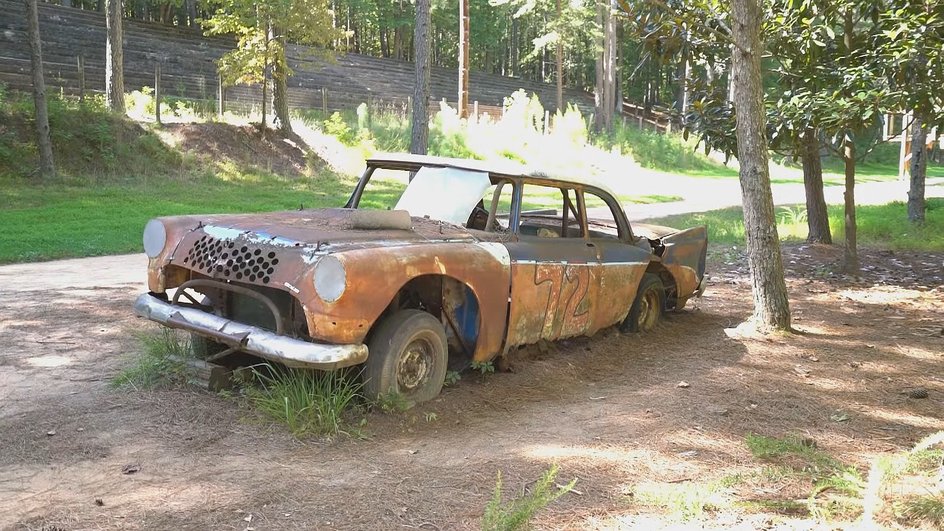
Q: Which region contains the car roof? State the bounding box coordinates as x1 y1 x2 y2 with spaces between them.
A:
366 152 620 198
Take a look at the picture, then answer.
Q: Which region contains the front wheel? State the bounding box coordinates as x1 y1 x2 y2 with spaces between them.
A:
621 273 665 333
364 310 448 407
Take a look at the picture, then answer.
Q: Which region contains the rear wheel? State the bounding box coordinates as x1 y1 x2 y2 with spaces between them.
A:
365 310 448 408
622 273 665 333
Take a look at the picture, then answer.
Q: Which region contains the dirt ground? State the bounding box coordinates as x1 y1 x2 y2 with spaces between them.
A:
0 245 941 530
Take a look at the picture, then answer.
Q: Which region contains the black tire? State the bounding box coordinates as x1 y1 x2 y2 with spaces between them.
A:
190 333 227 359
364 310 448 407
622 273 665 333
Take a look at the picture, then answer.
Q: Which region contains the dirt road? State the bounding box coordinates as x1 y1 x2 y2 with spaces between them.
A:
1 246 942 529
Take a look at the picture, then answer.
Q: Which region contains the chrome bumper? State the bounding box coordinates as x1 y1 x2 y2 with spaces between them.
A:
133 293 368 370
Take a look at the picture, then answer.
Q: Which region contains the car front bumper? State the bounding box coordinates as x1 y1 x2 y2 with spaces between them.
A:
133 293 368 370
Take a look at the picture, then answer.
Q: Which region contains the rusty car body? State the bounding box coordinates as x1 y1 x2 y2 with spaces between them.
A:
134 153 707 404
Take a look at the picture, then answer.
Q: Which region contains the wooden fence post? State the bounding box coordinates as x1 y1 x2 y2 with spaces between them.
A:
544 110 550 135
322 87 327 115
217 73 224 118
76 55 85 102
473 100 478 121
154 62 161 125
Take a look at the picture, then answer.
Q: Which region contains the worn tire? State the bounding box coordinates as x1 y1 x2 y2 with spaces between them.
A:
364 310 448 407
622 273 665 333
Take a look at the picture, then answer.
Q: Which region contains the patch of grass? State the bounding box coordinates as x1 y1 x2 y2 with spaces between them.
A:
896 494 944 526
246 365 363 437
744 434 865 521
634 480 731 521
648 199 944 251
603 122 735 175
112 329 190 389
372 390 411 413
481 464 575 531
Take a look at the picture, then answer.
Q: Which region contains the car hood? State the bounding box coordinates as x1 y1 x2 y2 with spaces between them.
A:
162 208 477 254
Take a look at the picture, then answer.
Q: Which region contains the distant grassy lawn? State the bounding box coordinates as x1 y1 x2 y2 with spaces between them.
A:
0 173 359 264
648 198 944 251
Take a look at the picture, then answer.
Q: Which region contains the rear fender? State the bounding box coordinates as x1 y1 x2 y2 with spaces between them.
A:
658 226 707 305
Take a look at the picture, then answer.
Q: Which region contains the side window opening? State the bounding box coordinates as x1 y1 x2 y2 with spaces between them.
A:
583 189 623 240
518 184 584 238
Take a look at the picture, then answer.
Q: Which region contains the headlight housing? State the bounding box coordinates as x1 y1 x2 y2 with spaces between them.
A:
313 255 346 302
143 219 167 258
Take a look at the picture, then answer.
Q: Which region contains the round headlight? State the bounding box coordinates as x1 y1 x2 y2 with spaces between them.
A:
143 219 167 258
313 255 346 302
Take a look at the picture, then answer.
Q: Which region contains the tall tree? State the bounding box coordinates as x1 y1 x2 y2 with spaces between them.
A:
25 0 55 179
105 0 125 113
410 0 431 159
205 0 341 134
731 0 791 330
458 0 470 118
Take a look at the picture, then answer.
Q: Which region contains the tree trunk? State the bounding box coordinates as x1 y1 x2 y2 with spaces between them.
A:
457 0 470 118
840 8 857 275
593 0 604 131
105 0 125 113
601 0 617 132
25 0 55 180
185 0 196 27
410 0 431 160
271 27 292 135
841 138 858 273
907 114 928 223
555 0 563 112
801 128 831 244
730 0 791 331
261 19 269 129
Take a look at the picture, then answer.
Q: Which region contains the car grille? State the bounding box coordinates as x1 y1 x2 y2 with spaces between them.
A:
182 235 280 284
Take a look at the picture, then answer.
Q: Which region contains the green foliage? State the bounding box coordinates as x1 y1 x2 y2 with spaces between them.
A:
896 495 944 526
203 0 342 82
470 360 495 375
246 365 363 437
649 199 944 251
444 370 461 387
0 91 183 180
112 329 190 389
323 112 357 145
481 465 574 531
604 122 731 174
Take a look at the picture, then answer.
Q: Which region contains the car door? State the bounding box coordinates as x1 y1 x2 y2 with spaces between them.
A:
582 188 654 331
503 184 600 348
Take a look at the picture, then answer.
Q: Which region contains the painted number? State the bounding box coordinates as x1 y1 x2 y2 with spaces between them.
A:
534 264 591 339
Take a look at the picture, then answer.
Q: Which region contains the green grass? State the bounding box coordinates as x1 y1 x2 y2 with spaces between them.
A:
0 175 355 263
246 365 364 437
112 329 191 389
648 199 944 251
481 465 575 531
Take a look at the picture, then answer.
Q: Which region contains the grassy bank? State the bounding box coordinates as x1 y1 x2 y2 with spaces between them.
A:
648 199 944 251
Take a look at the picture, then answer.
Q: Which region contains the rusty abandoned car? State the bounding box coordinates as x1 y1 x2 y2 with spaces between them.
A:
134 153 708 405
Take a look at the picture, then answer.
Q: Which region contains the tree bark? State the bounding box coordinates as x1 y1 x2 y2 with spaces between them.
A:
457 0 470 118
840 8 858 275
801 128 831 244
601 0 617 132
410 0 431 161
593 0 604 131
730 0 791 331
105 0 125 113
555 0 563 112
907 114 928 223
25 0 55 180
841 139 858 273
271 24 292 134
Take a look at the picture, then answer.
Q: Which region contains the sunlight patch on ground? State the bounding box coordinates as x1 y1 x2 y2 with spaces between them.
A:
857 406 944 431
523 443 650 466
837 286 931 305
25 355 71 368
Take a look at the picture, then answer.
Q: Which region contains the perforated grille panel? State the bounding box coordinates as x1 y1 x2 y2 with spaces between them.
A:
182 235 280 284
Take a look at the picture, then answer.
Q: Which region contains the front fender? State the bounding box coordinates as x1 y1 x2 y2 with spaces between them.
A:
300 242 511 361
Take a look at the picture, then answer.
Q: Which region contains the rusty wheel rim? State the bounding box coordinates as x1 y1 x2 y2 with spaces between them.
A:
637 288 661 332
397 335 434 392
